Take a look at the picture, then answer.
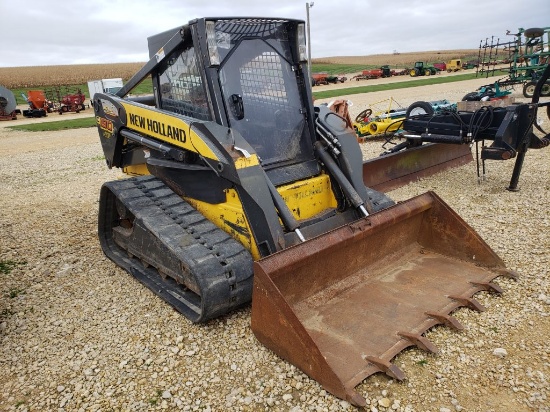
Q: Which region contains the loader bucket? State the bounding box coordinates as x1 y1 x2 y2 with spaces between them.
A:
251 191 516 407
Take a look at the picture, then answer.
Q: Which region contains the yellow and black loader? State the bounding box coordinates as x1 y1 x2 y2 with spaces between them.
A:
94 17 517 406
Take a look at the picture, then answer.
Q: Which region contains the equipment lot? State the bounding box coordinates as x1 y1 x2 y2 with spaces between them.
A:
0 78 548 411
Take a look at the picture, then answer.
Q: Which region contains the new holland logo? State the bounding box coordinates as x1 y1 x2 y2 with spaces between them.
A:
129 113 186 143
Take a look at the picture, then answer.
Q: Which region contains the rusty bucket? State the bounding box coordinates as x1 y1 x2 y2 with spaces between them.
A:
251 191 516 407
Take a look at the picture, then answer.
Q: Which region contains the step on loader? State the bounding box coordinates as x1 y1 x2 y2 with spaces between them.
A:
93 17 517 407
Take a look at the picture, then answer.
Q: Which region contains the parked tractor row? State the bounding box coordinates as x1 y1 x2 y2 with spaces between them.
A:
313 57 478 87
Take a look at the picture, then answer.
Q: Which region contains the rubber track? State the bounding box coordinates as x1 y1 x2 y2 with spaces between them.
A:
98 175 254 322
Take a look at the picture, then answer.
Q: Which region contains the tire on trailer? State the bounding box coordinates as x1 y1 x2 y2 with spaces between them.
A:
523 81 537 98
406 101 435 118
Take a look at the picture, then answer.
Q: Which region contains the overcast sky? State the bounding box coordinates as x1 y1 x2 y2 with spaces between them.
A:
1 0 548 67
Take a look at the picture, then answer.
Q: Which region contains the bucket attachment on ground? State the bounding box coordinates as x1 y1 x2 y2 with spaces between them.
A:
251 191 517 407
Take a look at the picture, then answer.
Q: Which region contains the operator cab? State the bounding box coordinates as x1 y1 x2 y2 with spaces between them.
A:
148 18 319 186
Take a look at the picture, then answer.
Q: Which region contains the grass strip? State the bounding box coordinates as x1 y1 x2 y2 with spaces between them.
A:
7 117 96 132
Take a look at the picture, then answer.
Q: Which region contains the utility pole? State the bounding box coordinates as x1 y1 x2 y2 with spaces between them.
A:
306 2 314 77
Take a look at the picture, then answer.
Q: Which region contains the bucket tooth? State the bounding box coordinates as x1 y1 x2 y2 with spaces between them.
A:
495 268 520 280
425 311 465 331
345 390 367 408
471 281 503 294
398 332 438 354
364 356 406 381
449 295 486 312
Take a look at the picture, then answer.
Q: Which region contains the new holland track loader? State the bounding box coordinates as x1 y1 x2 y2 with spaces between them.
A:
94 17 516 406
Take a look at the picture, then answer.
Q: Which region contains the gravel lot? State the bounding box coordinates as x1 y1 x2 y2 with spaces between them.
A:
0 78 548 412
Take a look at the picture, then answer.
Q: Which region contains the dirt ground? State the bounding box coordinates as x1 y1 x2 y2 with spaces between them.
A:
0 77 548 412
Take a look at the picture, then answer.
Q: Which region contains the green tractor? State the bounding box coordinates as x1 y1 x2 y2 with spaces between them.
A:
409 61 439 77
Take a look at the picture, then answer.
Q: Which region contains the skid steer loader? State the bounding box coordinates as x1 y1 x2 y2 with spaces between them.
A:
94 17 516 406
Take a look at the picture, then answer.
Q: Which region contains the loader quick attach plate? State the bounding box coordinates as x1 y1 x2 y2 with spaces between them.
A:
251 191 517 407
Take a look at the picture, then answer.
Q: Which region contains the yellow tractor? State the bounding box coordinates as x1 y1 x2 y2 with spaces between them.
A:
93 17 515 407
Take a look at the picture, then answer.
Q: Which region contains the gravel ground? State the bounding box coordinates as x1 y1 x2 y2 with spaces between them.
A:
0 78 548 412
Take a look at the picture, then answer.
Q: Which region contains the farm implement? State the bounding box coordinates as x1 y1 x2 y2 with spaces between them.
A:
45 86 87 114
384 64 550 191
352 65 393 81
353 97 406 138
22 90 52 118
462 82 512 102
325 99 472 192
475 27 550 98
446 59 463 72
352 99 456 140
312 72 346 86
311 72 329 86
0 85 19 120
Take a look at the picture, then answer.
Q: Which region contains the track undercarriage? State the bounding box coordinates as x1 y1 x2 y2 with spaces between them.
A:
98 175 254 322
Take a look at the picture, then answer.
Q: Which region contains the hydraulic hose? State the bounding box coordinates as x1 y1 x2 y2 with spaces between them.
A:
314 141 371 216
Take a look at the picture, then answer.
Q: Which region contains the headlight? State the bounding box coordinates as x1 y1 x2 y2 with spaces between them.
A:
297 23 307 62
